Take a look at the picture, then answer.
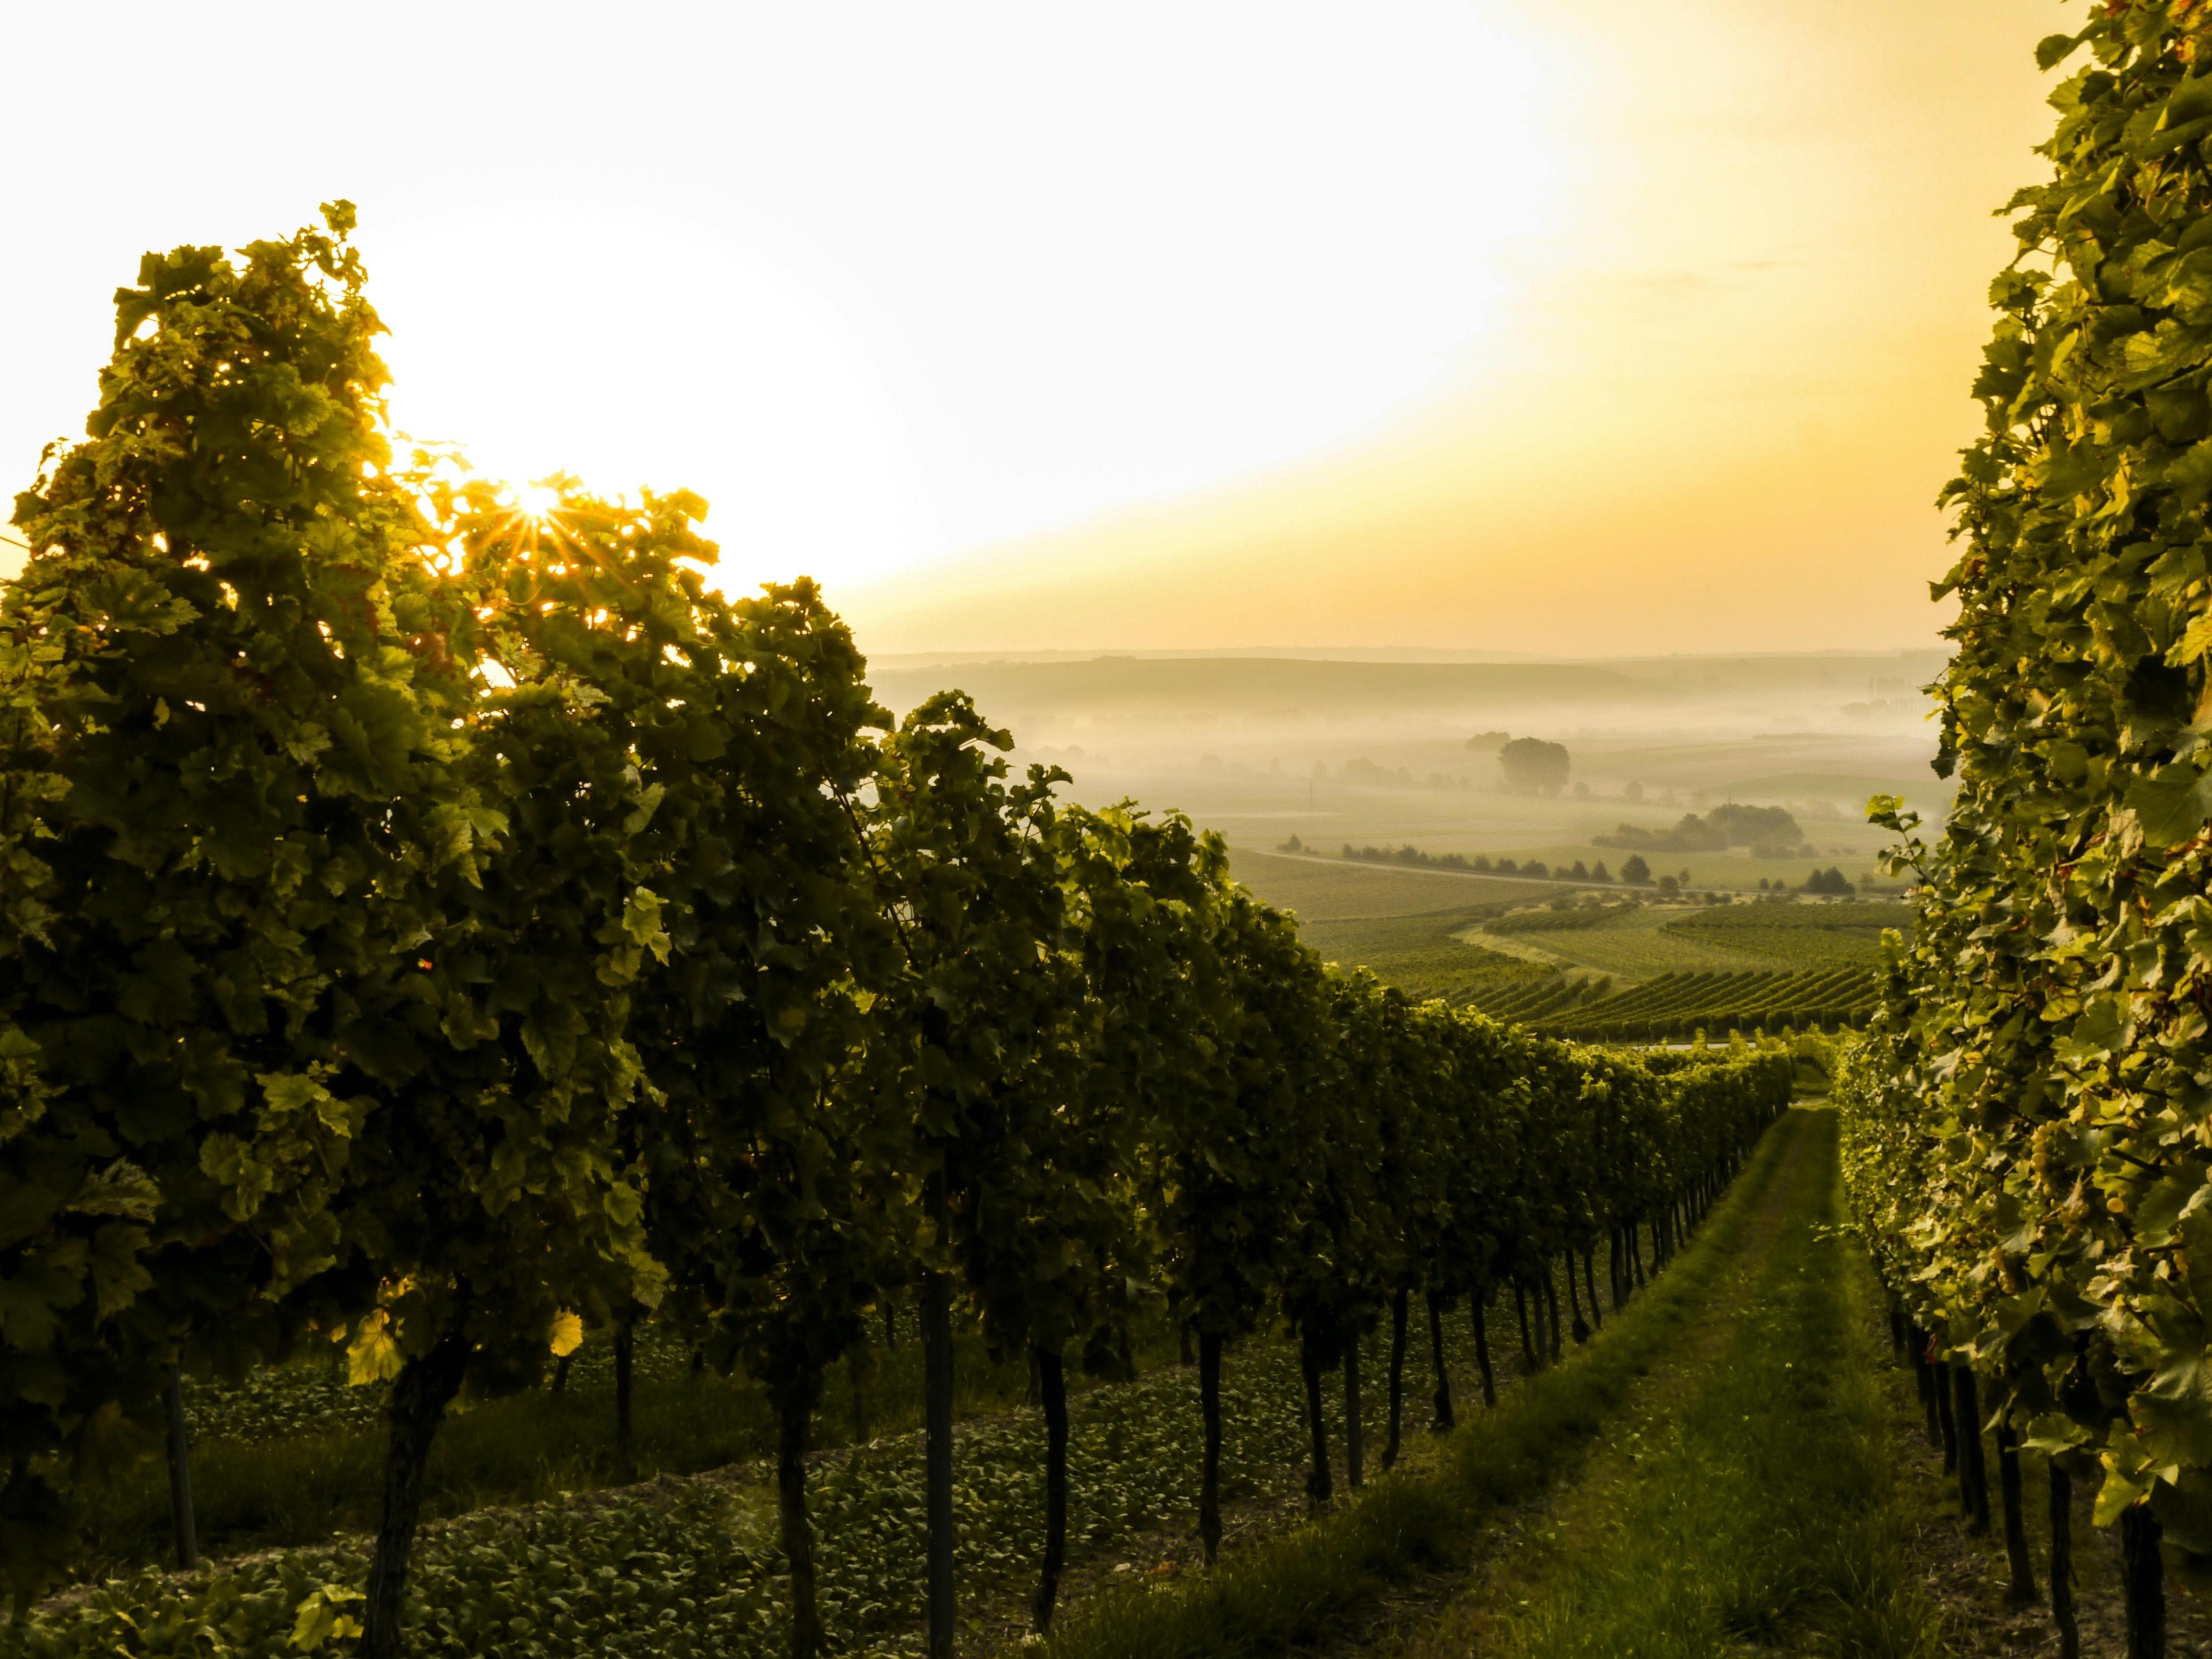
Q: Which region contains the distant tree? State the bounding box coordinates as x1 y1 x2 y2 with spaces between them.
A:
1465 729 1509 752
1658 875 1680 896
1495 858 1518 874
1342 757 1413 787
1567 860 1589 880
1703 802 1803 849
1522 860 1550 879
1590 861 1612 882
1498 737 1570 796
1592 813 1726 854
1623 781 1644 802
1620 854 1652 886
1472 855 1493 872
1278 833 1304 853
1801 866 1856 896
1340 842 1487 875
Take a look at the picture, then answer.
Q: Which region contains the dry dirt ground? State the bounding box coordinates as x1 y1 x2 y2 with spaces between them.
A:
1866 1336 2212 1657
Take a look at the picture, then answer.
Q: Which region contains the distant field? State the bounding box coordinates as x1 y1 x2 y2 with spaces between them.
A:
1666 901 1911 967
1239 863 1911 1041
1465 904 1773 979
1296 910 1548 1006
1538 966 1880 1041
1463 899 1914 983
1227 849 1556 921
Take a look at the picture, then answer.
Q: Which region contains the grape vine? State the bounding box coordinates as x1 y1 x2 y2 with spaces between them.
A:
1840 7 2212 1653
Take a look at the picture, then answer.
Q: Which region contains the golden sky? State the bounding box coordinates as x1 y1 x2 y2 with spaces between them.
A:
0 3 2068 656
844 2 2069 656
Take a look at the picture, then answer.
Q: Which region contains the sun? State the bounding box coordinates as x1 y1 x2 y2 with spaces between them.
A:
514 482 561 521
372 206 939 594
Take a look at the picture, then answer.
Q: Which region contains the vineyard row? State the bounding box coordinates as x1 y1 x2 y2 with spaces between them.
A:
0 210 1794 1659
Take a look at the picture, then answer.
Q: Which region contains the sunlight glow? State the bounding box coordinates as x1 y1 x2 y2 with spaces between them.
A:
514 482 562 521
372 206 939 596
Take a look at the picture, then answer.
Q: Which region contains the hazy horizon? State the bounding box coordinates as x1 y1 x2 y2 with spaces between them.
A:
862 642 1952 669
866 649 1949 898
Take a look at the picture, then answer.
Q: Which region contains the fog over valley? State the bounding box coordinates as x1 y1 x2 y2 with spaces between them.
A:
869 649 1949 899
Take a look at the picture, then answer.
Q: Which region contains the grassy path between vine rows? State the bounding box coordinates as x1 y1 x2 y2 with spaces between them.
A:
1361 1107 1943 1659
1035 1106 1818 1659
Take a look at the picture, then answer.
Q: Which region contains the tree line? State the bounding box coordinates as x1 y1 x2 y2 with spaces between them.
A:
0 208 1790 1658
1841 12 2212 1658
1594 803 1804 857
1334 842 1617 883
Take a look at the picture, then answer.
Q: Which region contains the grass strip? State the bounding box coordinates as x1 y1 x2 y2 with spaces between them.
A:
1467 1109 1942 1659
1041 1108 1812 1659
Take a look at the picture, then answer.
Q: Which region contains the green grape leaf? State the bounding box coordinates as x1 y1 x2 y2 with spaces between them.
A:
2127 765 2212 848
